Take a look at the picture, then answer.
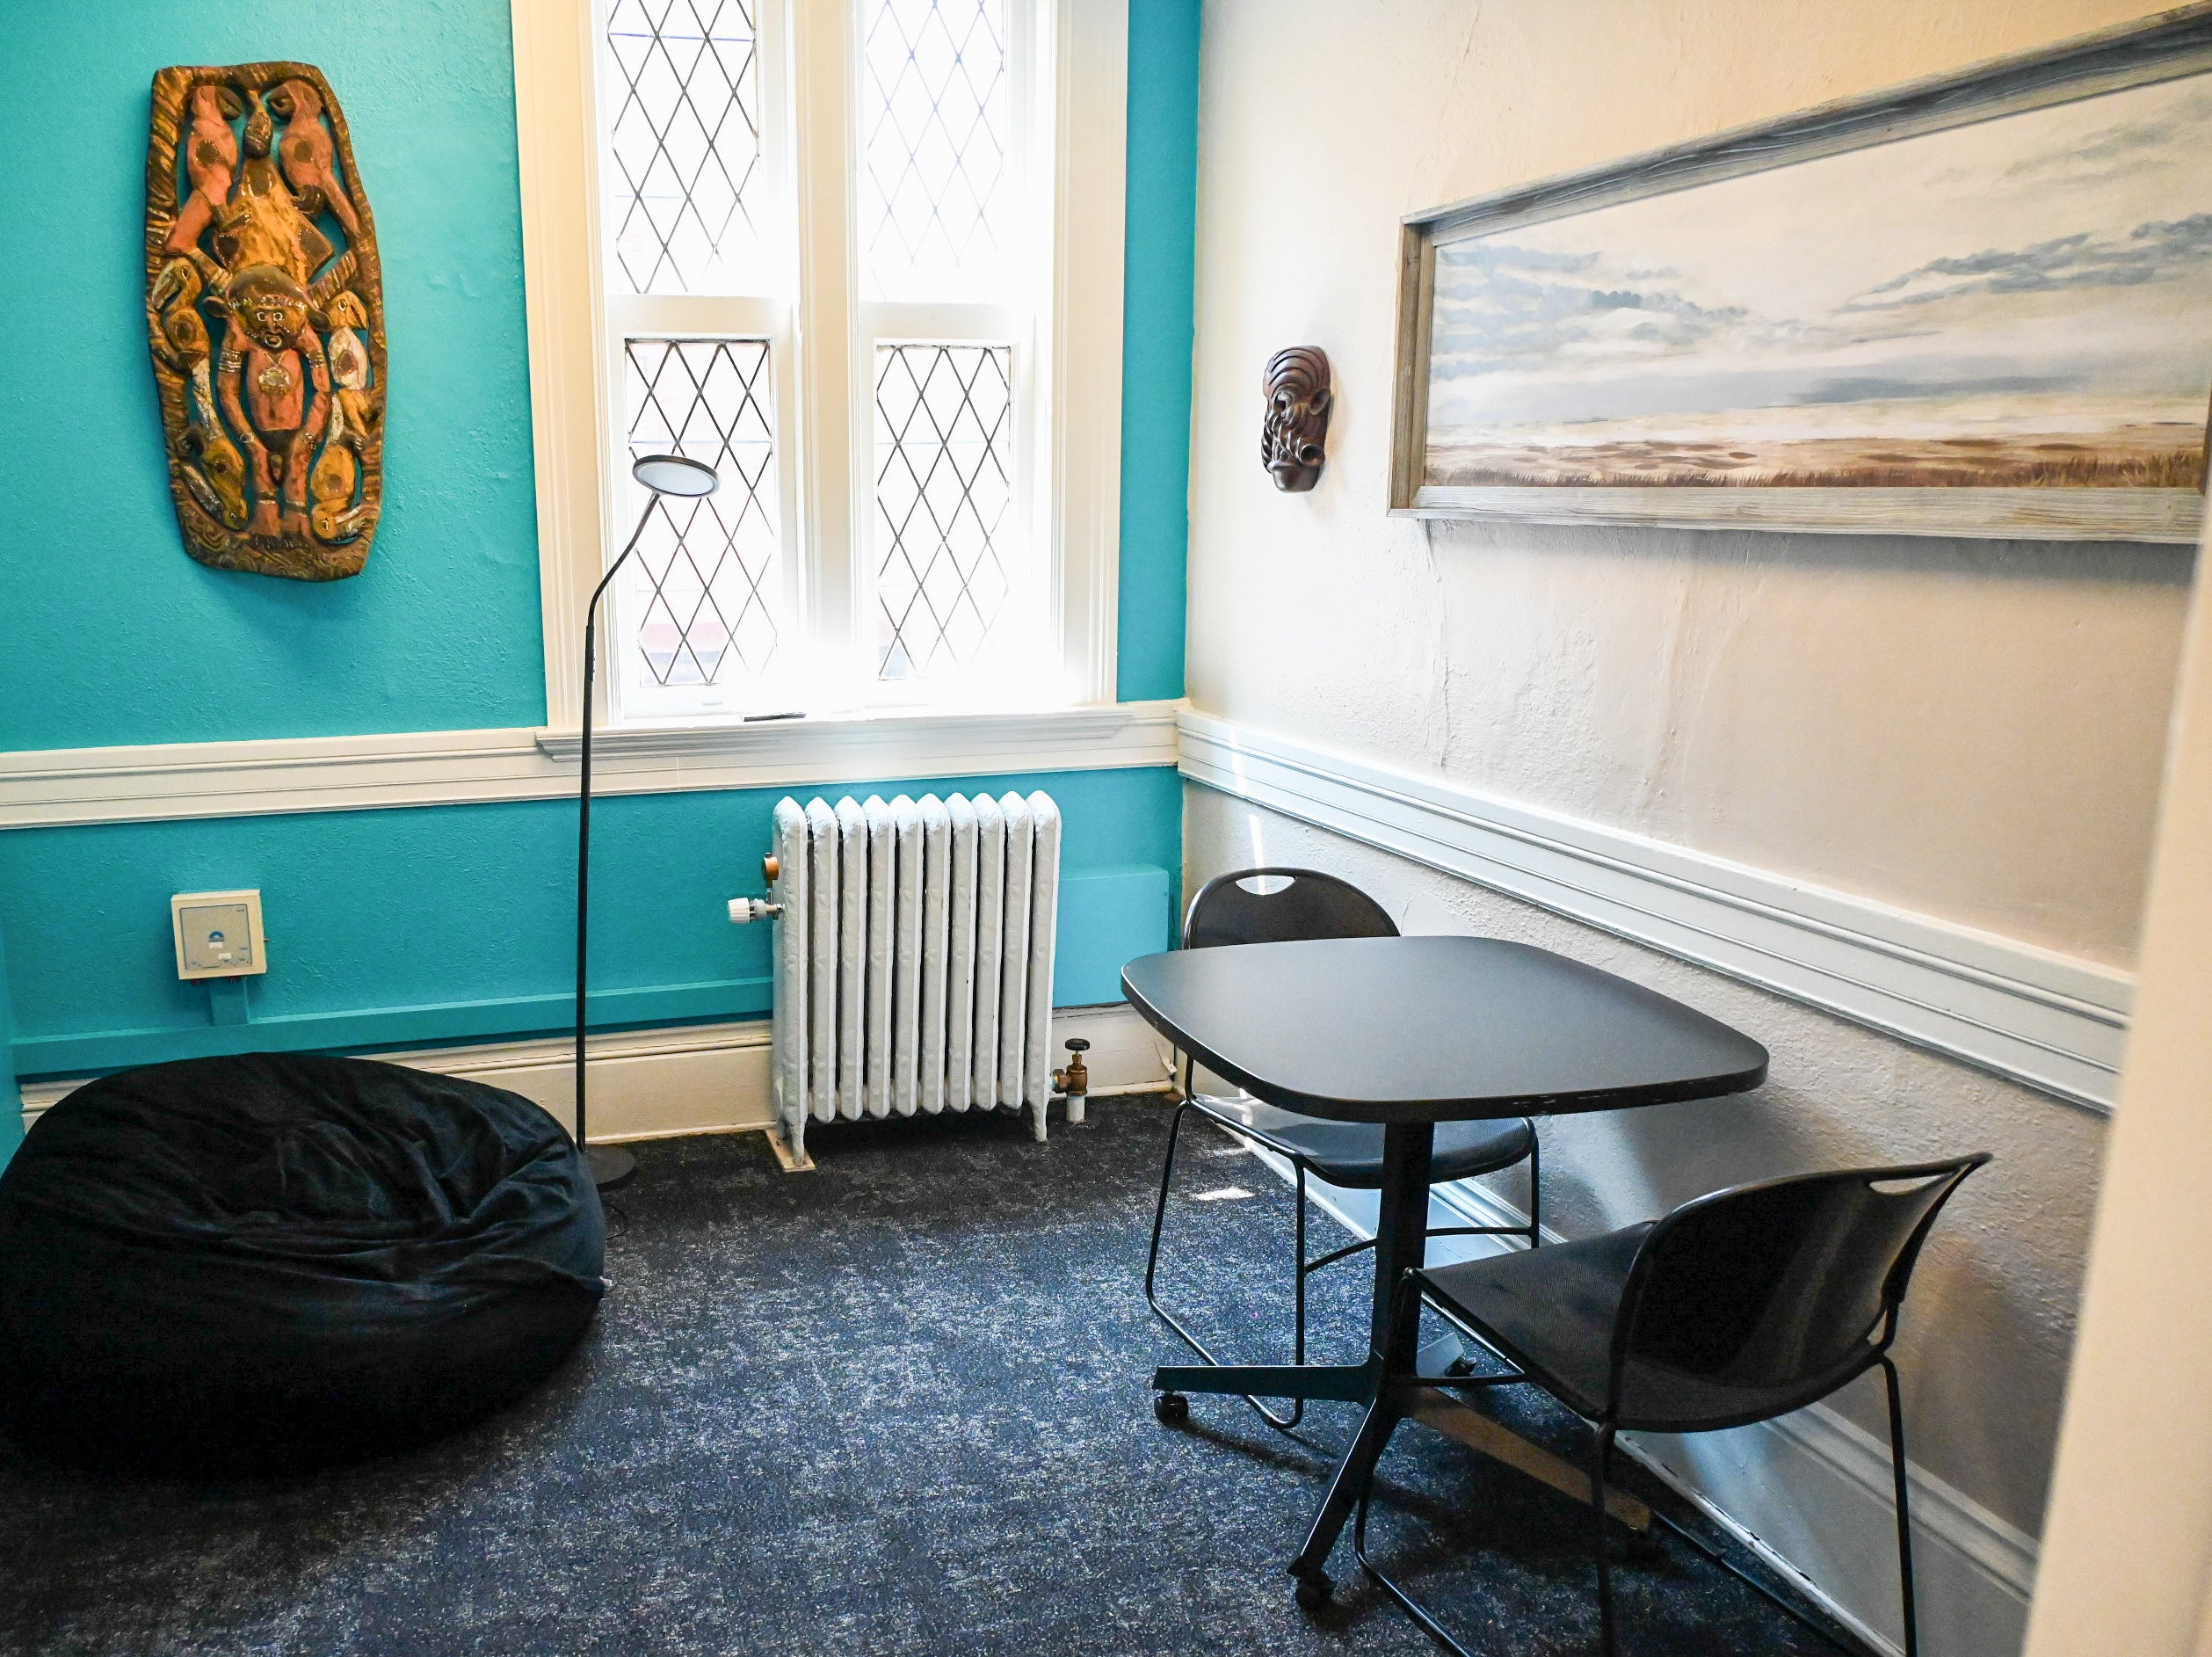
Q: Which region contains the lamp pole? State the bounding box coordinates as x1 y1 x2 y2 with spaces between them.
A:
574 455 719 1190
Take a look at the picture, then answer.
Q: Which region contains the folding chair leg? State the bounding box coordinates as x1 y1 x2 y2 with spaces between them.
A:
1144 1101 1303 1432
1352 1442 1476 1657
1592 1422 1620 1657
1142 1101 1191 1305
1526 1131 1543 1247
1882 1356 1919 1657
1295 1270 1428 1595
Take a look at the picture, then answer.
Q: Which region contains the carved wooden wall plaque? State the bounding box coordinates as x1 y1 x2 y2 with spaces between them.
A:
146 63 385 581
1263 346 1331 492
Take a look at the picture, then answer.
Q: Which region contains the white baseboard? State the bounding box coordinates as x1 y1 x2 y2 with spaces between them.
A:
1179 710 2129 1113
17 1003 1175 1144
1232 1139 2033 1657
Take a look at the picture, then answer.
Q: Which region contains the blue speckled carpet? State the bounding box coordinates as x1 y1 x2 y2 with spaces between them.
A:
0 1100 1855 1656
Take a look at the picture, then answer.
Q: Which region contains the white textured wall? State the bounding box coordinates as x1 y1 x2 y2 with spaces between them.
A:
1183 0 2194 1564
1186 0 2193 969
2024 538 2212 1652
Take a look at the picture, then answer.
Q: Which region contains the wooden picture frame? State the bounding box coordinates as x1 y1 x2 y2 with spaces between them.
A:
1389 6 2212 543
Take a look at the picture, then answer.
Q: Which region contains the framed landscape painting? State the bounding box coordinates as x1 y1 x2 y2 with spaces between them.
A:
1389 5 2212 541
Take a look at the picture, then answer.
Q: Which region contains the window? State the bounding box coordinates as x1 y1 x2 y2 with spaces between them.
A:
513 0 1128 730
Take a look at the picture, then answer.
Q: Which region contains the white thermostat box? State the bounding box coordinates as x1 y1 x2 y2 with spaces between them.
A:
171 890 268 980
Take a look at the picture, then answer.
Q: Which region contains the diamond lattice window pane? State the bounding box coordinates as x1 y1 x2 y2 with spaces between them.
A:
605 0 765 294
874 344 1014 680
626 339 781 687
860 0 1011 301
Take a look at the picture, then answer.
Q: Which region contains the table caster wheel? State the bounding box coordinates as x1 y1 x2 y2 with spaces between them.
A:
1624 1523 1666 1562
1154 1391 1190 1425
1293 1569 1333 1611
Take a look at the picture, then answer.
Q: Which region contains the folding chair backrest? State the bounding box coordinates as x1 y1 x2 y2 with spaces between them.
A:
1182 868 1398 951
1613 1155 1989 1422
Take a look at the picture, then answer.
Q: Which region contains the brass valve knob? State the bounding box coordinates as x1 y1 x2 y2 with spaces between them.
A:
1052 1036 1091 1096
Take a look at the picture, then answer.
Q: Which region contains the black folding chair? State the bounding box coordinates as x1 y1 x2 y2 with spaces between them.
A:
1146 868 1541 1432
1331 1153 1990 1657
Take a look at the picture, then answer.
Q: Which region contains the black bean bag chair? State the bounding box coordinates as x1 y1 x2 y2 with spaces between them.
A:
0 1052 605 1475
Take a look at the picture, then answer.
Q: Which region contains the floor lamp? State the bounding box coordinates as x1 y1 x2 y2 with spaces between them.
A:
575 453 721 1188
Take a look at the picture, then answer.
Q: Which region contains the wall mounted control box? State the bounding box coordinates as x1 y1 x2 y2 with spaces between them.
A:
171 890 268 980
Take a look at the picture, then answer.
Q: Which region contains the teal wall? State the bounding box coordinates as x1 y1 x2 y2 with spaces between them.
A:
1119 0 1201 702
2 771 1179 1079
0 0 548 751
0 0 1198 752
0 0 1201 1147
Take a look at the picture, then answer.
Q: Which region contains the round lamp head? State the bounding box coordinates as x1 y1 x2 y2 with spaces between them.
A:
631 453 720 497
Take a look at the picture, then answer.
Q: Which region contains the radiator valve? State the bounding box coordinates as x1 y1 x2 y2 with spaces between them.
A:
1053 1036 1091 1126
727 897 781 924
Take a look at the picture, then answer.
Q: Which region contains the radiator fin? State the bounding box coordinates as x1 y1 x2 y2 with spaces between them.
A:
806 799 839 1125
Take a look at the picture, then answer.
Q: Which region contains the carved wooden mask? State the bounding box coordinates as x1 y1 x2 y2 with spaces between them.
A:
1262 346 1331 491
146 62 384 581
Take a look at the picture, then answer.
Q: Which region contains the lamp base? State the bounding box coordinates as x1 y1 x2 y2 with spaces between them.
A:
583 1143 637 1190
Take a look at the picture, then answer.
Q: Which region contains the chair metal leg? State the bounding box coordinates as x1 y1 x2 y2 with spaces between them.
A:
1337 1272 1589 1657
1526 1130 1542 1247
1353 1458 1479 1657
1147 1104 1545 1435
1304 1235 1378 1271
1144 1099 1304 1431
1349 1411 1653 1657
1142 1099 1191 1306
1342 1277 1503 1656
1882 1356 1919 1657
1592 1421 1620 1657
1292 1270 1429 1595
1294 1161 1309 1371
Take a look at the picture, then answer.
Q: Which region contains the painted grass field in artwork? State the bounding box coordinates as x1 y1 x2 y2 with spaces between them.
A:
1426 421 2208 489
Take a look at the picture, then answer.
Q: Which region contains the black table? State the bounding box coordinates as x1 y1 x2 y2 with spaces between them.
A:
1121 934 1768 1596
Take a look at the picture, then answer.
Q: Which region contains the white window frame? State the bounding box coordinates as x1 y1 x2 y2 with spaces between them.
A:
511 0 1128 733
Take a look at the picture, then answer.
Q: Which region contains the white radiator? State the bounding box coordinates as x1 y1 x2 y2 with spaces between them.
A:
761 790 1063 1163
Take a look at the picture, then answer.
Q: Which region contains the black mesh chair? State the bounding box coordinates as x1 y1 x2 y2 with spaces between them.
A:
1337 1153 1990 1657
1145 868 1541 1431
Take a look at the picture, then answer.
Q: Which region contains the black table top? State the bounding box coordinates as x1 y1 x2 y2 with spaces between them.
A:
1122 935 1768 1123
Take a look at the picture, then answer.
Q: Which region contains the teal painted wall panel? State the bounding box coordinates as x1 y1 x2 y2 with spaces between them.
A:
1053 862 1173 1006
0 0 1200 751
4 767 1179 1080
1116 0 1200 701
0 0 1200 1096
0 0 547 751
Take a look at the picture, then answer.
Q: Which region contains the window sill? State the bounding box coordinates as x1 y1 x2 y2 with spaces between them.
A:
533 700 1183 784
0 702 1186 830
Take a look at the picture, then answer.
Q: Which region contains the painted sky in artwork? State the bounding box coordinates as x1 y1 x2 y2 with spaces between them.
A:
1425 74 2212 457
